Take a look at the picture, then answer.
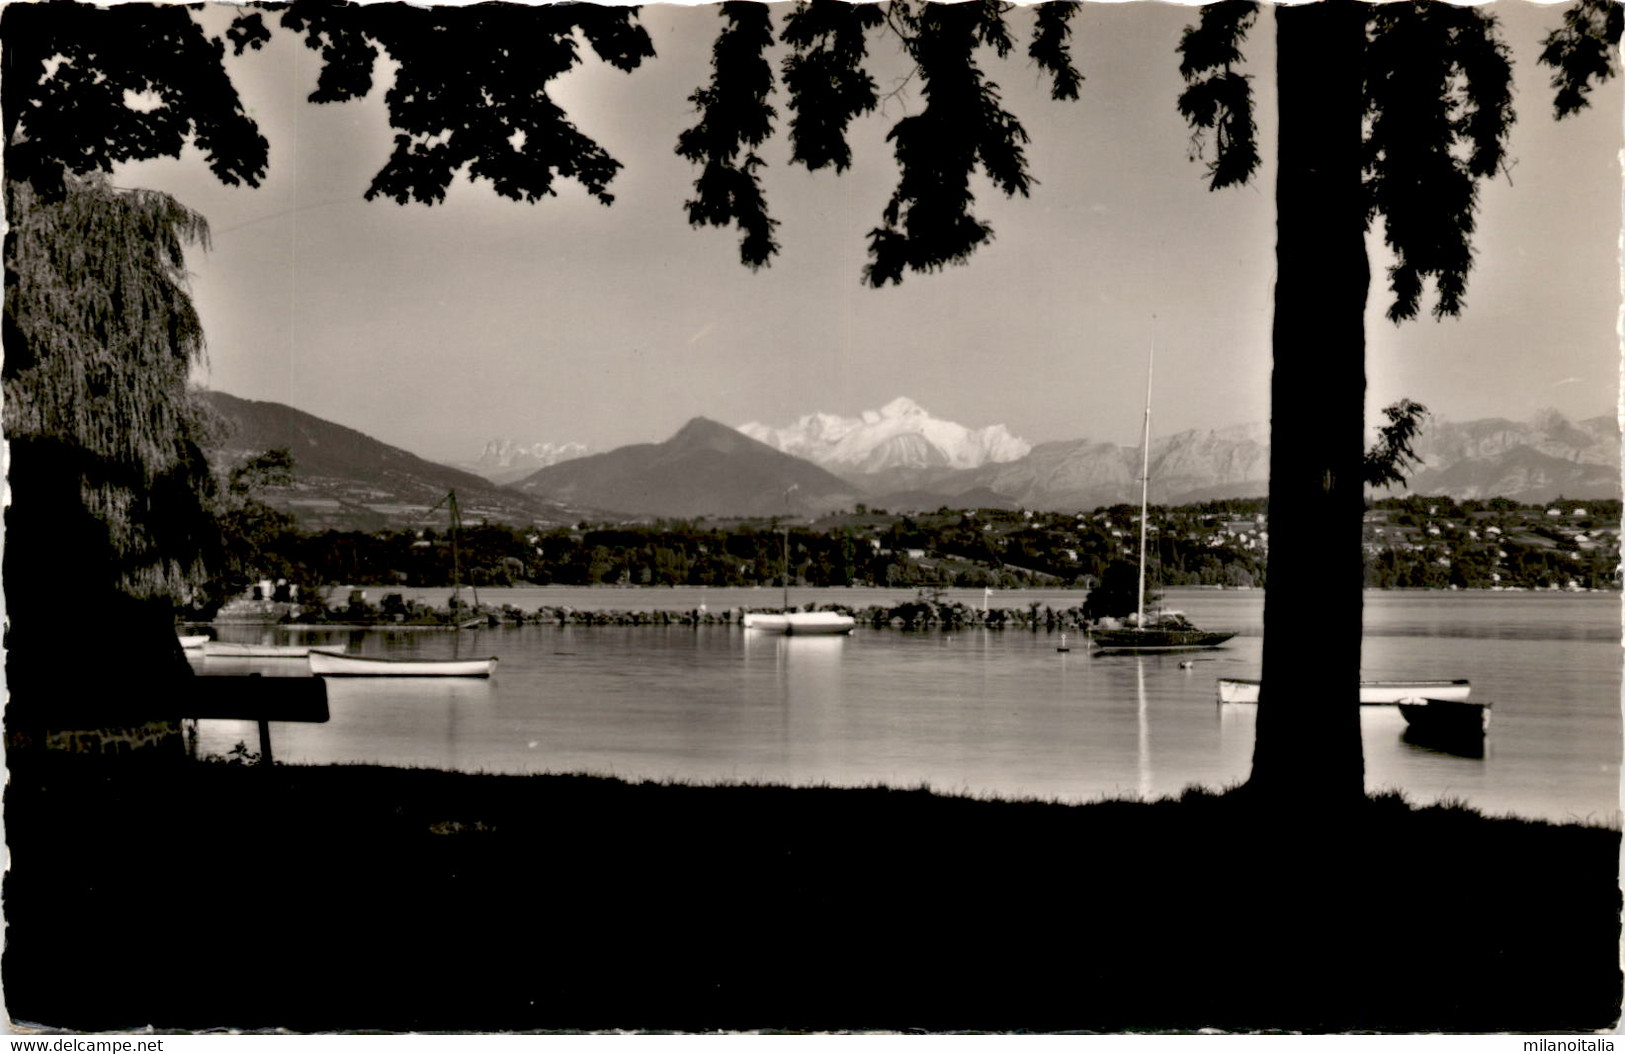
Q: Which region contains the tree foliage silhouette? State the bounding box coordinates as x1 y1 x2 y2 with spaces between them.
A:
675 0 1081 282
2 2 268 198
230 1 656 205
676 2 785 268
1364 400 1430 491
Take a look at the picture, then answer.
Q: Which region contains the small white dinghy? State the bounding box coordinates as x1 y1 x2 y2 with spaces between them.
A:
742 611 856 636
178 634 210 650
309 651 497 678
1216 678 1472 705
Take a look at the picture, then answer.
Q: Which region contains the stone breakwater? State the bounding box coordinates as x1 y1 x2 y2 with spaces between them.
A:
483 599 1094 630
280 594 1095 630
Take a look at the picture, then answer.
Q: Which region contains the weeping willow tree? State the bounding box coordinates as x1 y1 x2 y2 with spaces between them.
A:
4 175 221 604
2 175 224 718
2 1 267 714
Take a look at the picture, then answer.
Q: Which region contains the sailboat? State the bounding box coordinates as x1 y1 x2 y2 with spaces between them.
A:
311 490 498 676
1090 340 1234 654
742 493 855 636
441 489 488 629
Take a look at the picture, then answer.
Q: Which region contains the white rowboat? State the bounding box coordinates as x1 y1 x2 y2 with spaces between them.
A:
742 612 856 635
1217 678 1472 705
178 634 210 650
202 642 344 658
309 651 497 678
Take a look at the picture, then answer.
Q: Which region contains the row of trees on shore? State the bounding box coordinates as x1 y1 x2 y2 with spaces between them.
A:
198 484 1620 617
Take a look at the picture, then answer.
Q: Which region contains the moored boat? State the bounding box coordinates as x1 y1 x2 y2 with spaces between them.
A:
178 634 210 650
1092 618 1236 653
309 651 497 677
1088 338 1231 656
1398 698 1491 748
743 488 855 637
202 641 341 658
742 611 856 635
1216 678 1472 705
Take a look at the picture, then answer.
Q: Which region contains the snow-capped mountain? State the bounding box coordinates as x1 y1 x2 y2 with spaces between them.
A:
467 438 590 485
738 396 1030 475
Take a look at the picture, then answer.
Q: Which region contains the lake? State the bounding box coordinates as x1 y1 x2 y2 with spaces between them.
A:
192 587 1622 824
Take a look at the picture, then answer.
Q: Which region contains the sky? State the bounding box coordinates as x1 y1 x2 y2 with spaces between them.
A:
113 1 1624 465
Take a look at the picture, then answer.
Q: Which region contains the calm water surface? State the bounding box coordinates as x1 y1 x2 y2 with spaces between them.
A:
195 588 1622 824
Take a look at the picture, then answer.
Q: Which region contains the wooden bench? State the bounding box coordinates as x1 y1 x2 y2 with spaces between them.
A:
179 676 330 764
18 676 330 765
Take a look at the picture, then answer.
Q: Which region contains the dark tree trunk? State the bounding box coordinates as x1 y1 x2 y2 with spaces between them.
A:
4 437 194 757
1249 1 1370 804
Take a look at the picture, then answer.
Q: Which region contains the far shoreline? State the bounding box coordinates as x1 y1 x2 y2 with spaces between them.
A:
181 581 1617 634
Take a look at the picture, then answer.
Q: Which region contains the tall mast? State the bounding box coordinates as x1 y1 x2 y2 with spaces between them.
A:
448 489 463 613
1136 338 1154 630
782 483 799 611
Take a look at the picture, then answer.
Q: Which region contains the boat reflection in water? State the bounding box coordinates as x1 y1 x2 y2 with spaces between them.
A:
746 632 849 779
746 631 847 690
1136 657 1151 801
315 677 494 772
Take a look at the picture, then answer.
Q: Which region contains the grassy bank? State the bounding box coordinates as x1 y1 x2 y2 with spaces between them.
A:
5 758 1619 1033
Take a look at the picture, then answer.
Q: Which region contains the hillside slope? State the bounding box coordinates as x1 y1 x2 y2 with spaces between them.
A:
202 391 581 530
513 417 862 518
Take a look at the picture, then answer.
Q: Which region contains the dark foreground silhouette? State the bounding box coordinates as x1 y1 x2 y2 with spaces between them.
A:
5 758 1619 1033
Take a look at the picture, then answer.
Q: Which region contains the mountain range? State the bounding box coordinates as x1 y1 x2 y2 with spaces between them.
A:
907 424 1273 511
204 392 1620 528
1398 410 1620 501
503 402 1616 516
835 411 1619 511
